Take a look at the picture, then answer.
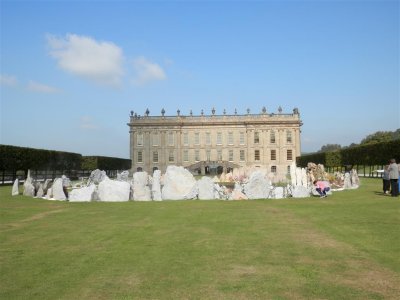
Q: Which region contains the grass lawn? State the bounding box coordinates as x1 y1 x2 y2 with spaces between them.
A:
1 178 399 299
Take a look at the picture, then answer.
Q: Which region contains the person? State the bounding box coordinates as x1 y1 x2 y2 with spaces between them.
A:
388 159 399 197
382 165 391 195
313 180 330 198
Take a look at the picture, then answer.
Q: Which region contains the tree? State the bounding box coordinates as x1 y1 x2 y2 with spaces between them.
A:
318 144 341 153
360 131 394 145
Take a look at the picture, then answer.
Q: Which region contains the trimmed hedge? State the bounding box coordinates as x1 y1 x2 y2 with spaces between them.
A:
81 156 131 171
297 140 400 167
0 145 82 171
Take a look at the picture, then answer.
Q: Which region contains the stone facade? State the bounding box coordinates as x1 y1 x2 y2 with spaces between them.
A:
127 107 302 176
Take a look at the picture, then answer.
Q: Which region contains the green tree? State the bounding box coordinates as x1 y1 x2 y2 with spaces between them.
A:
318 144 341 153
360 131 394 145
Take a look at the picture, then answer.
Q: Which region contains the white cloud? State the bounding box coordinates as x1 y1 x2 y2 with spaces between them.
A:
79 116 98 130
47 33 124 86
27 80 60 93
132 56 166 86
0 74 18 87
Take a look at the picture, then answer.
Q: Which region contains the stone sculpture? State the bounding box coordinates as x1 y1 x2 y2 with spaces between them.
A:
198 176 215 200
12 178 19 196
243 171 270 199
161 166 197 200
52 178 67 200
98 177 130 202
151 170 162 201
133 171 151 201
69 184 96 202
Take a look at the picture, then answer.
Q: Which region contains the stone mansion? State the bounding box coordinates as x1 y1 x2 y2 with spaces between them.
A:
128 107 302 176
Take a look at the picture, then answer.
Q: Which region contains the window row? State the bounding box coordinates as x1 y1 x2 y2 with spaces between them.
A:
136 149 293 163
136 130 294 146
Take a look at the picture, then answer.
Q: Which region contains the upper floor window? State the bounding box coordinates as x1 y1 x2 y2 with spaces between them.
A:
194 132 200 145
286 130 292 143
206 150 211 161
240 132 245 145
254 132 260 144
206 132 211 145
137 132 143 146
183 132 189 146
228 132 234 145
270 131 276 144
195 150 200 161
217 132 222 145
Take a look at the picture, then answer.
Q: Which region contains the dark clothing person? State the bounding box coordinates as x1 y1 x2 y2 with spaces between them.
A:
388 159 399 197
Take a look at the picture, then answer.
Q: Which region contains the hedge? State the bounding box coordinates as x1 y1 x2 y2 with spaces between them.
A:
0 145 82 171
297 140 400 167
81 156 131 171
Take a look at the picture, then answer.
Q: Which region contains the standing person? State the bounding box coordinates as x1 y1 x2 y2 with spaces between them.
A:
382 165 391 195
313 180 330 198
388 159 399 197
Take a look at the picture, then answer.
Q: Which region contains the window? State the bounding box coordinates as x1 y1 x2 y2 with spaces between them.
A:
183 132 189 146
217 150 222 161
287 165 291 174
183 150 189 162
228 132 234 145
240 150 245 161
229 150 234 161
194 132 200 145
240 132 245 145
168 132 174 146
287 149 293 161
195 150 200 161
206 132 211 145
153 151 158 163
152 132 159 146
217 132 222 145
254 150 260 161
271 166 277 173
137 133 143 146
254 132 260 144
168 150 174 162
137 151 143 163
286 130 292 143
270 131 276 144
206 150 211 161
271 149 276 161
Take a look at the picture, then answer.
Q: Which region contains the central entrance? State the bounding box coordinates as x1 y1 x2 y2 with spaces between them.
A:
187 161 241 175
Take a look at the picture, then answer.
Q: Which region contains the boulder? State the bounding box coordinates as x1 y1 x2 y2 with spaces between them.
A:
133 171 151 201
243 171 270 199
52 178 67 200
98 178 130 202
161 166 197 200
151 170 162 201
12 178 19 196
198 176 215 200
292 185 310 198
69 184 96 202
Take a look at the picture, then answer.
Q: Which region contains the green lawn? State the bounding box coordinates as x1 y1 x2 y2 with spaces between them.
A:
1 178 399 299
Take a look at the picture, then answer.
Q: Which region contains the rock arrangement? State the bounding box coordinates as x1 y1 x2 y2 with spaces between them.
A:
13 163 360 202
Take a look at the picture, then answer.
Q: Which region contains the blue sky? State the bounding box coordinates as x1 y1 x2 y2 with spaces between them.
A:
1 0 399 159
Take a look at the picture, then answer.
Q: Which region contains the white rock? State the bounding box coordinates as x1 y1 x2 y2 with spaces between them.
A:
12 179 19 196
292 185 310 198
36 184 44 198
273 186 285 199
69 184 96 202
98 178 130 202
151 170 162 201
52 178 66 200
161 166 197 200
133 171 151 201
198 176 215 200
243 171 270 199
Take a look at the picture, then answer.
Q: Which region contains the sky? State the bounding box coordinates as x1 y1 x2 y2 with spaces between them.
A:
1 0 399 159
